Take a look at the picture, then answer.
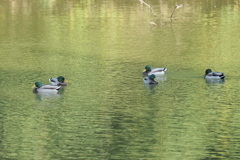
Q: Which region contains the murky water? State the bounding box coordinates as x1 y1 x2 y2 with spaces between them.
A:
1 0 240 159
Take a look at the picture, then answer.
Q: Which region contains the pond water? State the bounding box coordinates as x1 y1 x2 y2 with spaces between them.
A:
1 0 240 159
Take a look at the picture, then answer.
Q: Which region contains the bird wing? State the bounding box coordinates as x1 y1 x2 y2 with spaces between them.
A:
151 68 166 73
41 85 61 90
212 72 224 76
49 78 58 83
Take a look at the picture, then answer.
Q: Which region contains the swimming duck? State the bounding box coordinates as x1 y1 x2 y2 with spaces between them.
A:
49 76 68 86
204 69 225 79
33 81 61 93
143 74 158 84
143 65 167 76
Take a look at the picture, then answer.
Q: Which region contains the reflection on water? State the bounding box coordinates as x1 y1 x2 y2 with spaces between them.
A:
34 92 61 101
144 83 158 93
156 75 167 82
1 0 240 159
205 78 225 85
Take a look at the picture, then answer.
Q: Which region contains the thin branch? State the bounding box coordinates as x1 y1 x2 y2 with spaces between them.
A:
139 0 157 16
170 4 183 18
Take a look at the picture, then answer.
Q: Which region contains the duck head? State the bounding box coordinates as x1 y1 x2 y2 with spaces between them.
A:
57 76 66 82
35 81 42 88
205 69 212 75
145 65 151 71
149 74 156 81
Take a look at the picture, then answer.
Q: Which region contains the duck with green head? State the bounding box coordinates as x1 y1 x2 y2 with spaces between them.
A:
143 74 158 84
33 81 61 93
49 76 68 86
143 65 167 76
204 69 225 79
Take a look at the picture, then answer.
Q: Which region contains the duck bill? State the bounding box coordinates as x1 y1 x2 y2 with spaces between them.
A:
64 80 68 82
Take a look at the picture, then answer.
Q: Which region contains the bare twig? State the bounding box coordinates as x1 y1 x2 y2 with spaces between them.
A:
170 4 183 18
139 0 157 16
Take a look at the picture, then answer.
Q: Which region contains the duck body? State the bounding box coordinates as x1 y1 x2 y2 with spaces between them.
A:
143 65 167 76
204 69 225 79
143 74 158 84
33 82 61 93
49 76 67 86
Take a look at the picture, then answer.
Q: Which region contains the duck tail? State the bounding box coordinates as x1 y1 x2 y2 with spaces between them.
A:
220 75 225 79
56 86 61 90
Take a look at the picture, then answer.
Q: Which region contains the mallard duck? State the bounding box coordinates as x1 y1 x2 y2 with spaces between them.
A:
204 69 225 79
143 65 167 76
33 81 61 93
143 74 158 84
49 76 68 86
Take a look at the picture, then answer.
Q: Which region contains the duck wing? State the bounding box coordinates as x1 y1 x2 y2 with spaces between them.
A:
206 72 222 76
212 72 224 76
151 68 167 73
205 72 225 79
49 78 59 86
41 85 61 90
49 78 58 82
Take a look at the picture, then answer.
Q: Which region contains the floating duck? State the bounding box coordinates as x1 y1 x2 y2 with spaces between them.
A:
204 69 225 79
33 81 61 93
143 74 158 84
143 65 167 76
49 76 68 86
